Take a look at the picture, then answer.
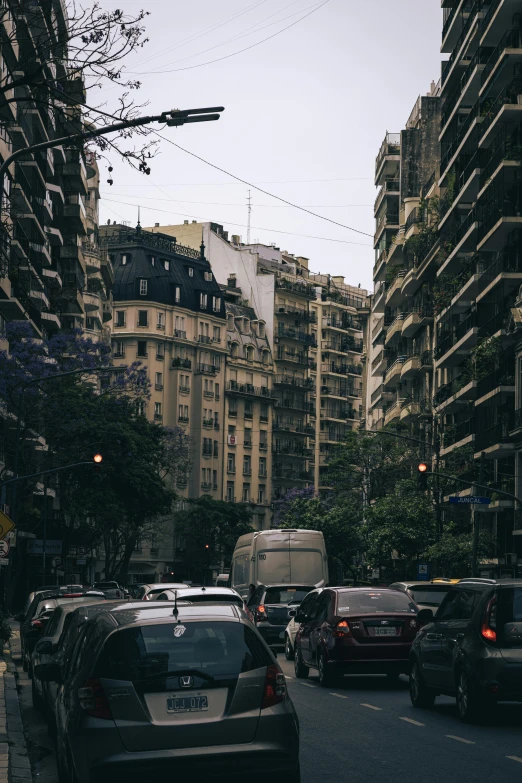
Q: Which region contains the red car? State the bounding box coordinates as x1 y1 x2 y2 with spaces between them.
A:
293 587 420 687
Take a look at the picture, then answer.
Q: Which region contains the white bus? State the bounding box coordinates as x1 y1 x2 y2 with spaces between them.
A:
231 529 328 599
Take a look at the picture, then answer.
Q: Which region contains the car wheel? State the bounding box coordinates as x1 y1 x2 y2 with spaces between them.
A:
294 646 309 679
285 635 294 661
456 669 494 723
318 652 337 688
409 660 436 708
31 679 43 712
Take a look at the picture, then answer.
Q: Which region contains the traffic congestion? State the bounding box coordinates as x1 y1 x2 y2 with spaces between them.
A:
7 529 522 783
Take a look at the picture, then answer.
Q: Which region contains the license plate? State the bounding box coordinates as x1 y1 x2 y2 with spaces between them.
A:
166 695 209 713
375 628 397 636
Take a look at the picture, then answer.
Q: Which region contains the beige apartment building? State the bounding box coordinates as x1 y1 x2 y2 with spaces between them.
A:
146 221 368 498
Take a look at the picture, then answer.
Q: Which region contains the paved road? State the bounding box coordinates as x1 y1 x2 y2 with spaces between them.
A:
279 657 522 783
10 636 522 783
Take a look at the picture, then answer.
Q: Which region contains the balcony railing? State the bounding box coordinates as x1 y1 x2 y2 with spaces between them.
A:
480 80 522 141
276 350 314 366
275 278 317 299
172 358 191 369
435 309 477 359
475 412 514 452
276 304 317 322
476 365 515 398
374 212 400 244
374 179 400 212
226 381 272 398
277 326 316 345
477 250 522 295
196 363 217 375
198 334 212 344
274 374 314 389
477 170 522 242
375 133 401 175
441 46 492 130
405 207 425 232
174 329 187 339
442 417 475 448
442 1 482 82
482 29 522 88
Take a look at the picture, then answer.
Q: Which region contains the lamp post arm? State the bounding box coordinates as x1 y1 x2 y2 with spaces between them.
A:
0 461 97 492
424 470 522 506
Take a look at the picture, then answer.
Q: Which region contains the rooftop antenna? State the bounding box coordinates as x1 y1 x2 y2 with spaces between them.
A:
247 190 252 245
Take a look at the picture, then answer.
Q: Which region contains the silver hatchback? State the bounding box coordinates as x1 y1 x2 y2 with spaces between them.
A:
35 602 300 783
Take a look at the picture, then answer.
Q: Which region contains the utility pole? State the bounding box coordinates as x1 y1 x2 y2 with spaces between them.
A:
471 451 486 577
41 471 49 584
246 190 252 245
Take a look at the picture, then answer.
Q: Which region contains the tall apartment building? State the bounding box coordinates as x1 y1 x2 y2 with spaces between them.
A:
146 221 368 500
367 2 522 575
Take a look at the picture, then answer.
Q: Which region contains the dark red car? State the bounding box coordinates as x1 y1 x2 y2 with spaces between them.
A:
293 587 420 687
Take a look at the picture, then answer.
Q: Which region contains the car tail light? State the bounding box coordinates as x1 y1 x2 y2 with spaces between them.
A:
335 620 351 638
256 605 267 622
78 678 112 720
481 595 497 643
262 664 287 708
62 593 83 598
142 594 150 601
30 620 44 630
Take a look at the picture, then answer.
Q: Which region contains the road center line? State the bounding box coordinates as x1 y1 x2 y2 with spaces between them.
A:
330 692 349 699
446 735 475 745
360 703 382 711
399 717 425 726
300 683 317 688
507 756 522 764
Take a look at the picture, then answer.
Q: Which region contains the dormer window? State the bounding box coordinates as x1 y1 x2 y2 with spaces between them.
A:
150 256 156 266
212 296 221 313
204 271 212 282
188 267 194 277
243 318 250 334
175 286 181 303
227 313 234 330
139 279 148 296
200 293 208 309
163 260 170 271
121 253 130 265
259 321 266 338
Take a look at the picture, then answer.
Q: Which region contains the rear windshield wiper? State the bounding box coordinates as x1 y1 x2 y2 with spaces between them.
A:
135 668 216 683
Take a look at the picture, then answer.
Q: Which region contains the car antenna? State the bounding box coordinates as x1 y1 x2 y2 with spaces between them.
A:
173 590 178 619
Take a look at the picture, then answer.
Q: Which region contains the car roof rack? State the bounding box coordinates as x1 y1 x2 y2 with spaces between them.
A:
458 578 496 584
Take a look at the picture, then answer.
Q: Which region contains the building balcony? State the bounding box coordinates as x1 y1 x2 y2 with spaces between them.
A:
371 346 388 376
479 80 522 149
374 212 400 248
373 248 388 281
273 446 312 458
434 377 477 413
322 315 361 331
477 249 522 300
477 172 522 252
373 281 387 314
441 0 474 55
441 47 489 135
441 418 475 455
474 418 515 460
276 304 316 322
400 354 422 380
400 267 420 298
275 278 317 299
402 307 434 337
384 313 404 345
274 374 314 389
83 290 100 312
172 358 192 370
226 381 272 398
383 399 403 426
435 314 480 368
322 362 363 377
475 365 515 403
374 179 400 216
277 326 316 345
196 364 218 375
375 133 400 186
384 356 406 387
385 270 407 307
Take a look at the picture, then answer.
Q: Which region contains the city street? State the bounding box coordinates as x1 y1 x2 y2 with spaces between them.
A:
279 658 522 783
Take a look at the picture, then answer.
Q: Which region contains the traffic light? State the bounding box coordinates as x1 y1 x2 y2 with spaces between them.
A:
417 462 428 491
93 453 103 464
93 453 103 480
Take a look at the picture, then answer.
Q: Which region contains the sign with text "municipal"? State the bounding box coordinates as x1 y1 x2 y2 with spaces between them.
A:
449 496 491 505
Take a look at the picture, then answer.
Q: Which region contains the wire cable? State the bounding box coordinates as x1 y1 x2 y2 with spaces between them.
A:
106 193 374 208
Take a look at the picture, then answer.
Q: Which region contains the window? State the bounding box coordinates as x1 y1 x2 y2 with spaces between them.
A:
178 404 189 421
243 455 251 475
215 383 220 399
453 590 479 621
188 267 194 277
155 372 163 389
226 482 235 502
259 457 266 477
212 469 217 488
213 326 221 342
260 430 268 449
139 279 148 296
121 253 129 265
154 402 162 419
228 425 236 436
227 453 236 473
138 310 148 327
212 355 221 370
244 428 252 448
115 311 125 327
200 293 208 309
245 401 253 419
214 412 219 429
163 260 170 271
150 256 156 266
242 484 250 502
157 312 165 329
213 440 218 457
227 313 234 329
156 343 165 360
260 404 268 422
113 341 125 357
213 296 221 312
204 271 213 282
137 340 147 357
136 400 145 416
175 286 181 303
230 342 239 358
258 485 265 503
175 315 185 332
201 467 211 486
435 590 460 622
259 321 266 338
202 438 212 457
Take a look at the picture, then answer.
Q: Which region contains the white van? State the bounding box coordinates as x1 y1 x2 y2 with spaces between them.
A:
231 529 328 599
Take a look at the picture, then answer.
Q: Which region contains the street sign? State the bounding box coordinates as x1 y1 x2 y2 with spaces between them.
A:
0 540 10 558
449 496 491 505
0 510 15 540
417 563 429 581
51 557 61 568
77 559 86 565
27 539 62 556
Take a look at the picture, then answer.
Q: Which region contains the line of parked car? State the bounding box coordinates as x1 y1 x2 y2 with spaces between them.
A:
17 581 298 783
246 576 522 724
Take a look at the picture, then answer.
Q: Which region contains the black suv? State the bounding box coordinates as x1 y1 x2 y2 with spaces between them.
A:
247 584 314 648
410 578 522 721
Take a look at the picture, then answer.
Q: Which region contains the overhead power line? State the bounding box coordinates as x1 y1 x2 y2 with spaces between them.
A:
106 192 374 208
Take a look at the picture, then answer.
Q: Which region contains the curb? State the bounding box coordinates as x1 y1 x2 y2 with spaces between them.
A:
1 636 32 783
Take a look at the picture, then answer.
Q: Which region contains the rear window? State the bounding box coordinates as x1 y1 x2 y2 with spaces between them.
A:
94 582 119 589
407 587 451 607
94 621 272 682
264 587 313 605
183 594 244 606
337 591 417 614
55 596 106 607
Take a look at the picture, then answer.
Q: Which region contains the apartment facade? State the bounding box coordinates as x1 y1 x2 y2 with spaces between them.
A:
146 221 368 501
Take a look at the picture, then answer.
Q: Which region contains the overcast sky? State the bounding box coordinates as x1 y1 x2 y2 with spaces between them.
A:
97 0 443 292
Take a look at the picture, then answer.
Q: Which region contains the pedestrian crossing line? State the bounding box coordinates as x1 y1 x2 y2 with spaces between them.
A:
360 703 382 711
445 735 475 745
399 717 425 726
329 692 349 699
507 757 522 764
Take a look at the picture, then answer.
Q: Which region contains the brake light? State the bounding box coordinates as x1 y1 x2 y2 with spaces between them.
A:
335 620 351 638
142 594 150 601
78 678 112 720
262 664 287 708
481 596 497 643
62 593 83 598
31 620 44 629
256 605 267 622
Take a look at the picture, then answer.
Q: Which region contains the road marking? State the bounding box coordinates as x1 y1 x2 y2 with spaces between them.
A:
360 703 382 711
507 757 522 764
446 735 475 745
300 683 317 688
285 675 294 680
329 692 349 699
399 717 425 726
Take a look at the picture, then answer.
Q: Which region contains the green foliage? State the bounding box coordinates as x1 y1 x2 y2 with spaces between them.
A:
426 526 492 577
0 611 11 644
385 265 402 285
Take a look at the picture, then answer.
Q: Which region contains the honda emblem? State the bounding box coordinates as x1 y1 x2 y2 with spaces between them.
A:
179 676 193 689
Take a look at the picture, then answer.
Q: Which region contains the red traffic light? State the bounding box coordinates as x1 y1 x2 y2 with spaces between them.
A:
418 463 428 473
93 453 103 464
205 544 210 549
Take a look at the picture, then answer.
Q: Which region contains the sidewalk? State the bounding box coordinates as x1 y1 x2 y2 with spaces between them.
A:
1 625 32 783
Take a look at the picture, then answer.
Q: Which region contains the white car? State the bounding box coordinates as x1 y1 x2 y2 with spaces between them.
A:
284 587 323 659
155 586 246 608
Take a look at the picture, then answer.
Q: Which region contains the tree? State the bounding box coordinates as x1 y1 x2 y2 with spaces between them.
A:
174 497 253 584
425 526 493 577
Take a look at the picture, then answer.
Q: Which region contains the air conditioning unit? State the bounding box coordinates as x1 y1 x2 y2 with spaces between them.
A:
227 435 237 446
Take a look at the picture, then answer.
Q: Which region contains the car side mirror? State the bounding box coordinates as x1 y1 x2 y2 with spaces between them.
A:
416 608 434 626
34 662 62 684
35 640 53 655
288 609 297 618
269 647 278 658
